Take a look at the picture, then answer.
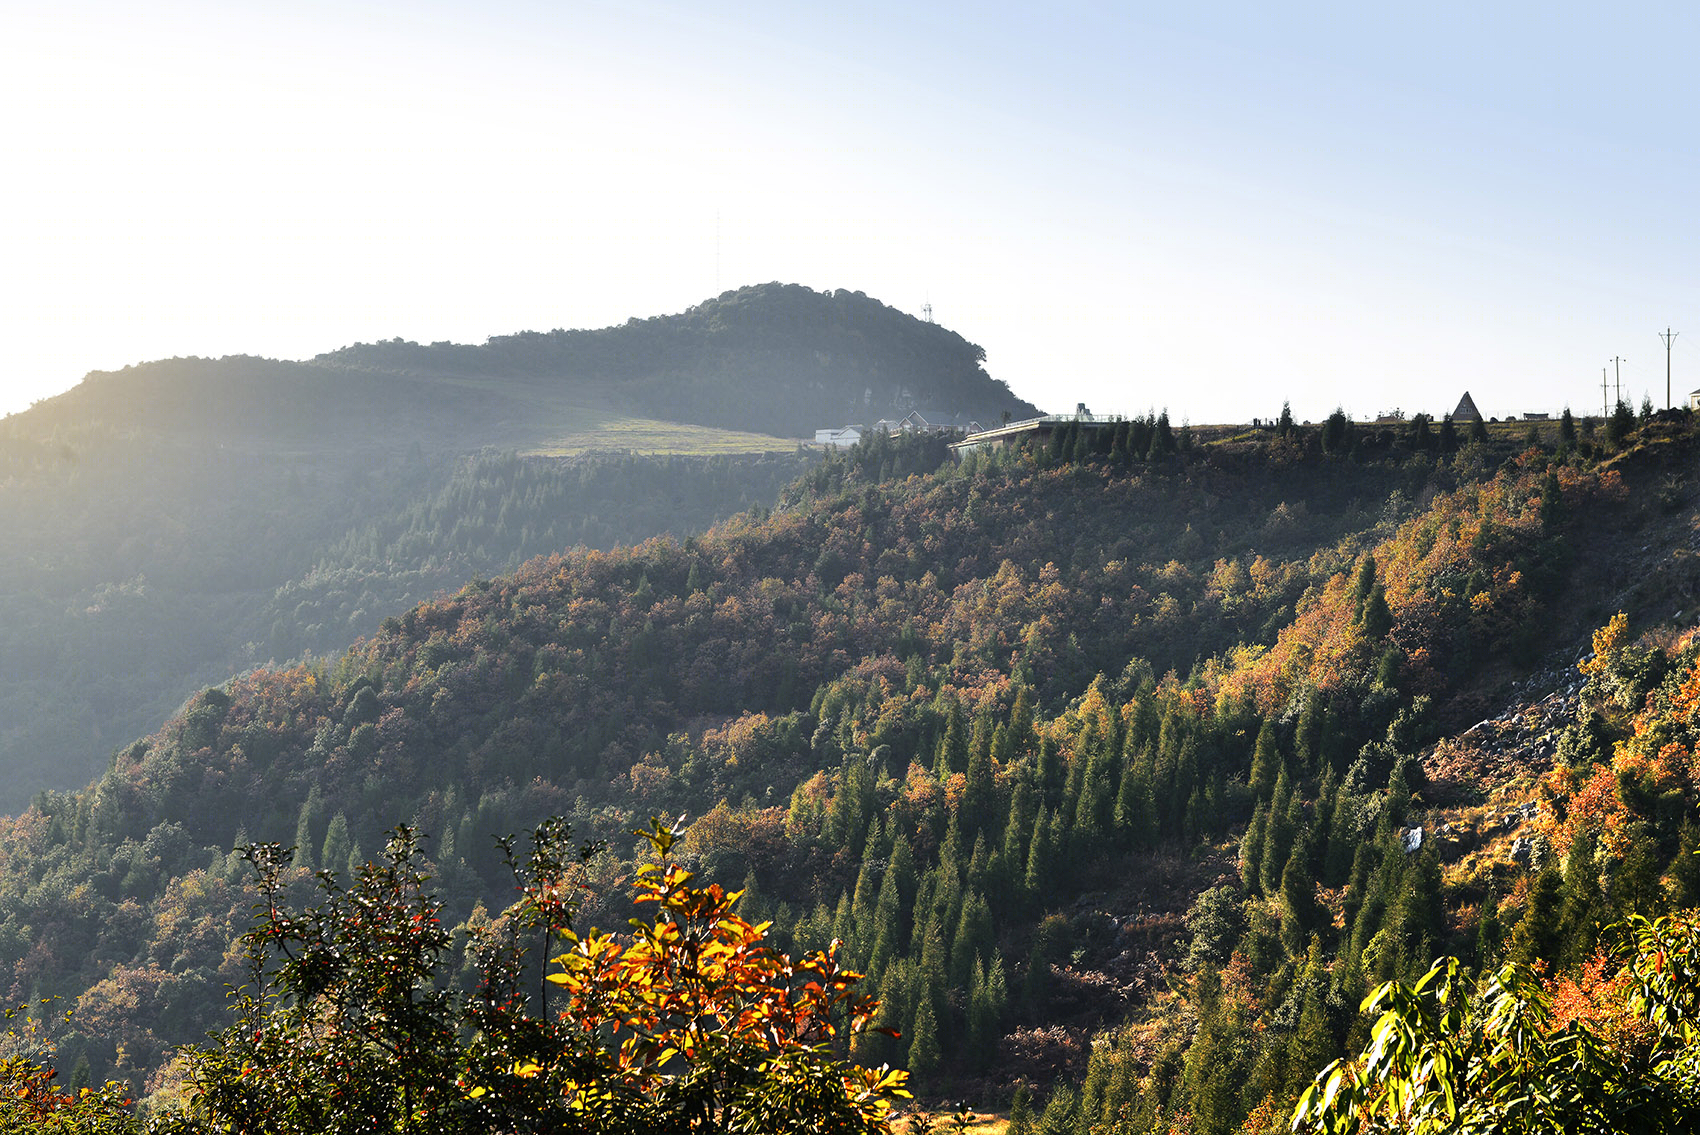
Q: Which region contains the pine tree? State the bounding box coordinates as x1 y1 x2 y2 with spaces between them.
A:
1115 744 1158 850
1259 775 1297 897
935 698 968 776
866 868 902 980
1177 967 1243 1135
963 726 997 841
320 813 352 877
829 890 854 952
1072 739 1115 852
1010 683 1036 759
1438 413 1458 452
1248 721 1280 805
1509 860 1564 968
1280 848 1320 951
1360 581 1394 639
1349 555 1377 617
1023 915 1067 1013
1669 819 1700 907
1008 1084 1035 1135
1294 692 1325 773
966 832 991 895
293 786 322 873
1148 411 1176 459
1024 803 1053 902
888 834 918 951
906 997 942 1076
951 890 993 988
1045 801 1071 889
1037 1082 1078 1135
1612 831 1662 920
1343 840 1377 939
1001 778 1034 887
967 953 1008 1068
1557 832 1606 969
1284 979 1336 1100
1035 736 1063 806
1241 801 1270 896
1474 884 1502 966
1322 783 1357 886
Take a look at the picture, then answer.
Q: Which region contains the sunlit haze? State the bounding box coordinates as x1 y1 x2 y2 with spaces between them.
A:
5 0 1699 424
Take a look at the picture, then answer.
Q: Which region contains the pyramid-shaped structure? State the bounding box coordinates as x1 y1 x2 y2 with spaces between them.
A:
1452 391 1482 421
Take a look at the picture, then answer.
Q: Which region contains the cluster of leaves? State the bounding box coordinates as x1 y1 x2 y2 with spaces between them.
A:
1294 911 1700 1133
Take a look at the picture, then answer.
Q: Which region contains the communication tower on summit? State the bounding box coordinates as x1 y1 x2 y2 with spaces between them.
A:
923 303 933 323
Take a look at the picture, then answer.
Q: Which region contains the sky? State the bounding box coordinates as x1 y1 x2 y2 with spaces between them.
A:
4 0 1700 425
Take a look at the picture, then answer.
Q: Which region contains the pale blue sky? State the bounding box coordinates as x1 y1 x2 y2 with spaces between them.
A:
4 1 1698 424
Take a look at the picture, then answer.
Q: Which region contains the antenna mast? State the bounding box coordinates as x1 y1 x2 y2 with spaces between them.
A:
1662 328 1679 410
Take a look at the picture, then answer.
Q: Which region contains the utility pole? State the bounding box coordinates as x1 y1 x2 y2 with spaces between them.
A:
1602 367 1610 418
1662 328 1679 410
1613 356 1625 410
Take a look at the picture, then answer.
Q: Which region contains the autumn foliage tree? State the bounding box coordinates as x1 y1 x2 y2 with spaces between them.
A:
158 818 907 1135
0 1002 137 1135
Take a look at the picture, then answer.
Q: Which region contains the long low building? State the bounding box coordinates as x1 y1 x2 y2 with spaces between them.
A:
949 403 1114 456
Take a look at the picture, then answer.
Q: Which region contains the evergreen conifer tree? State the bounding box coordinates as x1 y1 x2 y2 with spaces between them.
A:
906 998 942 1077
1669 819 1700 907
1474 884 1501 966
1037 1082 1077 1135
1241 801 1270 896
293 787 322 874
1008 1084 1035 1135
320 813 352 877
1024 803 1053 901
1280 849 1320 951
1509 859 1564 968
1438 413 1458 452
1248 721 1280 805
1259 776 1297 896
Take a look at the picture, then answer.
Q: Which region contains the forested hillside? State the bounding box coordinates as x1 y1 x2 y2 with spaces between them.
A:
316 282 1039 436
0 282 1032 810
10 407 1700 1133
0 435 814 809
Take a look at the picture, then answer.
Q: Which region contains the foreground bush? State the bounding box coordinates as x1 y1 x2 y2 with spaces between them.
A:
1293 912 1700 1133
138 816 907 1135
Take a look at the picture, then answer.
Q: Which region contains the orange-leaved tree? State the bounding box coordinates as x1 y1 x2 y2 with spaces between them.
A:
538 815 908 1133
0 1001 138 1135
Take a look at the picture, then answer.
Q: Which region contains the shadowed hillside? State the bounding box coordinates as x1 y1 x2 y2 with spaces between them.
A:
1 282 1040 809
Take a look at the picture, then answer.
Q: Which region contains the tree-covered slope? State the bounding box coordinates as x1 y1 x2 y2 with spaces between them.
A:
0 284 1033 811
314 282 1040 436
4 411 1668 1124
